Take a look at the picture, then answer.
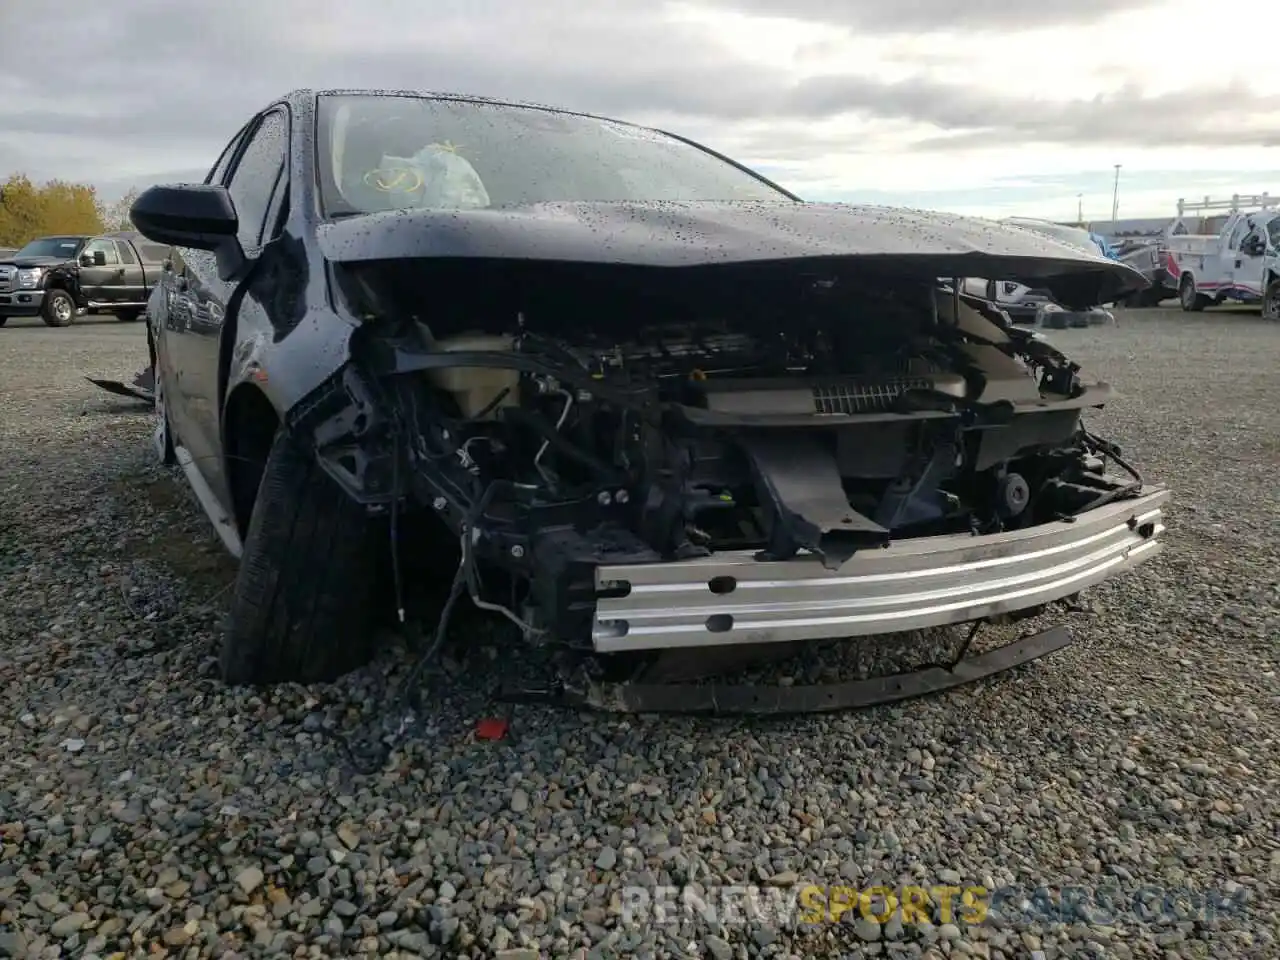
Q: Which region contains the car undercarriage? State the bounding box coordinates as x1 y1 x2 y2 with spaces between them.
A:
284 259 1166 695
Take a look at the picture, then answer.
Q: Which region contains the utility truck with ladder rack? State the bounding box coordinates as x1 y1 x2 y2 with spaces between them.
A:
1164 194 1280 319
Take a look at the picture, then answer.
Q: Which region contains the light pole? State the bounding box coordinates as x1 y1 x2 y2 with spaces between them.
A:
1077 193 1083 225
1111 164 1122 223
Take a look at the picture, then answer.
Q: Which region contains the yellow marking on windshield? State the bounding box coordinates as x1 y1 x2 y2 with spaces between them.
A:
363 167 425 193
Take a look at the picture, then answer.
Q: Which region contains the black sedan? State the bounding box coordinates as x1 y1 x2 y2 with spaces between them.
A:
132 89 1161 704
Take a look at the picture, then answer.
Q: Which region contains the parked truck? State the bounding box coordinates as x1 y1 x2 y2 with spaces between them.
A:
0 231 171 327
1164 195 1280 319
1113 239 1178 306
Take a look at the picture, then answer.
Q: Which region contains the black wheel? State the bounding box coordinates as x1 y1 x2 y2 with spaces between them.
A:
41 289 76 327
0 316 8 327
1179 275 1206 312
1041 309 1068 329
221 427 380 686
1263 280 1280 321
117 308 144 322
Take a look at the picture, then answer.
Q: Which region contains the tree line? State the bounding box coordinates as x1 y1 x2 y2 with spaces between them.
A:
0 173 139 248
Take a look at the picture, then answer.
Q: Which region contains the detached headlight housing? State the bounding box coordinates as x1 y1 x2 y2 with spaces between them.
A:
16 267 43 290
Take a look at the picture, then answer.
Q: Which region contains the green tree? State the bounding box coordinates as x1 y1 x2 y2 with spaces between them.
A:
0 175 45 247
0 173 105 247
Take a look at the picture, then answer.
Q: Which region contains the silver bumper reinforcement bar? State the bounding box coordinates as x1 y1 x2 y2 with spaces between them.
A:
592 487 1170 653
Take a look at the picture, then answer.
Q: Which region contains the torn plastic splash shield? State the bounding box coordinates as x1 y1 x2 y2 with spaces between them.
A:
499 623 1073 715
86 366 155 403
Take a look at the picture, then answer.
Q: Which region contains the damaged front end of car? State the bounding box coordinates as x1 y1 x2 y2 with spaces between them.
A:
284 219 1168 714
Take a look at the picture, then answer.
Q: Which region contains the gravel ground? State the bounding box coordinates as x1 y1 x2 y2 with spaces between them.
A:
1 309 1278 960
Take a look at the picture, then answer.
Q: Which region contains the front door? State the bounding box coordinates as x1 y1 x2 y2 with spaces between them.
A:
176 105 290 509
77 237 123 303
113 239 147 303
1235 215 1275 297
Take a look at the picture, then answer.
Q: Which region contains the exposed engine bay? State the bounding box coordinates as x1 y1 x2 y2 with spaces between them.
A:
296 265 1144 649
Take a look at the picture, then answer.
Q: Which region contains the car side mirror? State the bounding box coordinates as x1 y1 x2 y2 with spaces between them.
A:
131 183 247 281
79 254 94 267
93 250 107 266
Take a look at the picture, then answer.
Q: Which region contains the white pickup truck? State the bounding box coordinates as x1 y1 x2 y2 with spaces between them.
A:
1166 205 1280 318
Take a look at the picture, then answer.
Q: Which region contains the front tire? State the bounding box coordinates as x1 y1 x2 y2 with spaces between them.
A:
41 290 76 327
0 316 8 327
1263 280 1280 321
221 428 379 686
1179 275 1206 312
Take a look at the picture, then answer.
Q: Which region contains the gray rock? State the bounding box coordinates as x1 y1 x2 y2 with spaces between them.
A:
234 866 264 894
852 917 881 942
882 914 905 940
0 931 28 958
49 913 90 938
752 925 777 947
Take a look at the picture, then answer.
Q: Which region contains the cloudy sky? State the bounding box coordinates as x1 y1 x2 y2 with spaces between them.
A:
2 0 1278 222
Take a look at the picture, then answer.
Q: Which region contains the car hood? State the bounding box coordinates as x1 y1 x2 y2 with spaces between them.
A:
0 256 71 268
317 201 1150 308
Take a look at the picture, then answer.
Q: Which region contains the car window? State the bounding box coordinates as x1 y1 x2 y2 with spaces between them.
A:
137 242 172 263
83 238 119 265
206 121 253 186
14 237 85 258
1268 218 1280 248
257 145 291 247
315 94 792 216
116 241 137 264
226 109 289 250
1230 218 1250 249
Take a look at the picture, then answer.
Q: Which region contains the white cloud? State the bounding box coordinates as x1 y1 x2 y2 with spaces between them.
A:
0 0 1277 217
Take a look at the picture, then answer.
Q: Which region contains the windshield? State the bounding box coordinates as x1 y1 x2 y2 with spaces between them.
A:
316 94 793 216
14 237 86 259
1267 217 1280 249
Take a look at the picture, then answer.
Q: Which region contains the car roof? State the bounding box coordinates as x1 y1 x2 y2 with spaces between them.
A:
280 87 653 131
